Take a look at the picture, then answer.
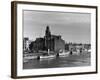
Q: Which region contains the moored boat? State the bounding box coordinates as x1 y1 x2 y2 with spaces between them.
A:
40 54 56 59
24 56 38 60
59 51 70 57
39 49 56 59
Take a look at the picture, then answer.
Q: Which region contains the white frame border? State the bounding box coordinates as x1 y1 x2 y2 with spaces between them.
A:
16 3 97 76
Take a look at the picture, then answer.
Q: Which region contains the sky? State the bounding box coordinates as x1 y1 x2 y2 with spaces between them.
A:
23 10 91 44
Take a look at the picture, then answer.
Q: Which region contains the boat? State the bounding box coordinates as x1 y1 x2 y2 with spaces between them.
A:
59 51 70 57
23 53 38 61
88 49 91 52
24 55 38 60
23 59 28 63
40 54 56 59
72 51 79 55
39 49 56 59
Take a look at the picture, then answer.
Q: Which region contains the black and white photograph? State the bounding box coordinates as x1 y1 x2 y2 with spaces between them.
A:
23 10 91 69
11 1 97 78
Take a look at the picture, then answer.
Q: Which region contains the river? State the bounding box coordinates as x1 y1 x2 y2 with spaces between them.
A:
23 52 91 69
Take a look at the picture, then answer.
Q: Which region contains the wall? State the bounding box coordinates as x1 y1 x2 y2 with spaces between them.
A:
55 38 65 52
0 0 99 80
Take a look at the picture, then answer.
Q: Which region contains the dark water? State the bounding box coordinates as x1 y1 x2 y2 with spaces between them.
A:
23 53 91 69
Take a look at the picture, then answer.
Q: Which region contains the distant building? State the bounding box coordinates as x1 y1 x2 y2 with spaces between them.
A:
30 26 65 53
68 43 91 53
23 37 30 51
68 43 84 51
84 44 91 50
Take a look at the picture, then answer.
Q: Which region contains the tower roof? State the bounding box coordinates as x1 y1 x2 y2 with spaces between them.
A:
45 25 51 37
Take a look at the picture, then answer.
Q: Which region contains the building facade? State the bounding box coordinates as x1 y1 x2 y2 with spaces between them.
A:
23 38 30 51
30 26 65 53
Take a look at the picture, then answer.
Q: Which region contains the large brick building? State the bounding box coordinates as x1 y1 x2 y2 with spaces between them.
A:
30 26 65 53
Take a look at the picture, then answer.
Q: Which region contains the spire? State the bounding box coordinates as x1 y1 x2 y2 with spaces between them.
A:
45 25 51 37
